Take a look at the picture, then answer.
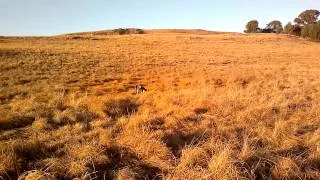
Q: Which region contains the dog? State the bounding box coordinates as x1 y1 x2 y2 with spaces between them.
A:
135 84 147 94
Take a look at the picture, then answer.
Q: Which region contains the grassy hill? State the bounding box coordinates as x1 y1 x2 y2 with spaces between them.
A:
63 28 225 37
0 31 320 179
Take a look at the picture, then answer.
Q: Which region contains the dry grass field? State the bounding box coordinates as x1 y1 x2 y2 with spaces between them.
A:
0 30 320 179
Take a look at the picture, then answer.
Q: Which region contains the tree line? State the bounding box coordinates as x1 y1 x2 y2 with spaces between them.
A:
245 9 320 41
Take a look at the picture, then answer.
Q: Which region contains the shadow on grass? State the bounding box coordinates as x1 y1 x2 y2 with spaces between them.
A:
0 140 62 179
103 98 139 120
239 145 312 179
146 118 165 131
162 131 209 158
0 115 35 131
103 146 162 179
239 153 275 180
194 108 208 115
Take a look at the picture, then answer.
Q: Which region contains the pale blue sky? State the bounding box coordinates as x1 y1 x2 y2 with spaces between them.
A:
1 0 319 36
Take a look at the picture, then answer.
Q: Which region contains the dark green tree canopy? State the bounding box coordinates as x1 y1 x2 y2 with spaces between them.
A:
266 21 282 29
294 9 320 25
245 20 259 33
266 20 283 33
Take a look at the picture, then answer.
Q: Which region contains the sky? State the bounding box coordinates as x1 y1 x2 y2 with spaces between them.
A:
1 0 320 36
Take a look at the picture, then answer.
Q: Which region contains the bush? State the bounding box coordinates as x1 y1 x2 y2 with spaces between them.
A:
301 23 320 40
291 25 302 36
284 23 302 36
136 29 145 34
245 20 259 33
275 26 284 34
284 22 294 34
301 25 311 38
112 28 145 35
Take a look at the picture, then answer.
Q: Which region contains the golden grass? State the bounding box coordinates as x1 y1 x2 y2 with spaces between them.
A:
0 31 320 179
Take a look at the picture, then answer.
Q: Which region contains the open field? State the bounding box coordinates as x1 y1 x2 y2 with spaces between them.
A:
0 31 320 179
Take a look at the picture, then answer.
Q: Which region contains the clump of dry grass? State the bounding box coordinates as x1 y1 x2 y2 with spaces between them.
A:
117 128 174 172
0 151 16 178
17 170 56 180
116 167 138 180
32 117 51 131
65 143 110 178
1 32 320 179
208 146 237 180
272 157 301 179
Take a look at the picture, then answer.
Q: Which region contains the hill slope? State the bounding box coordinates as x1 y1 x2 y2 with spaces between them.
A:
0 32 320 179
63 28 226 36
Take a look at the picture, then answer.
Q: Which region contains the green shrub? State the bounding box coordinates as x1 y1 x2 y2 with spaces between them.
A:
292 25 302 36
245 20 259 33
284 24 302 36
301 23 320 40
301 25 311 38
112 28 145 35
283 22 294 34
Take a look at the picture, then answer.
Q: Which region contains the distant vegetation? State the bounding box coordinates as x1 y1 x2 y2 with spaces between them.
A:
67 28 145 37
244 20 259 33
112 28 145 35
245 9 320 41
265 21 283 33
245 20 283 34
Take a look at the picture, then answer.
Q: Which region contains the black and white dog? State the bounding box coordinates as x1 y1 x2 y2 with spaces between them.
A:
135 84 147 94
